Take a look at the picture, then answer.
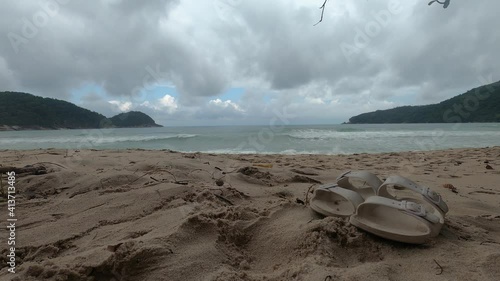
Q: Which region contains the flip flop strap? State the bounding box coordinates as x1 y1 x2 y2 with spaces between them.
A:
379 176 449 214
370 196 441 224
319 184 364 209
401 200 441 224
336 170 383 192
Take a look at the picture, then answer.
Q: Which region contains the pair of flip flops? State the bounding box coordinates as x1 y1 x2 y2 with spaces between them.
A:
310 171 448 244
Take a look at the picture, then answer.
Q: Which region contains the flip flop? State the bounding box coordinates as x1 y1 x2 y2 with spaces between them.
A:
338 171 448 216
349 196 444 244
309 184 364 217
378 175 449 216
339 171 448 241
312 171 448 243
310 171 383 217
335 170 382 199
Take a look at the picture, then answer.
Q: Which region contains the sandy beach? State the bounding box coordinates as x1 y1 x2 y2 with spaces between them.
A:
0 147 499 281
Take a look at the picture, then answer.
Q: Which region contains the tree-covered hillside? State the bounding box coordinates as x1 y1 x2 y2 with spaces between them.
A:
349 80 500 123
0 92 110 129
110 111 161 127
0 92 162 130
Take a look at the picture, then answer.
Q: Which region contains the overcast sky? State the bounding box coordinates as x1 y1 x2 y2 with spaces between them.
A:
1 0 499 126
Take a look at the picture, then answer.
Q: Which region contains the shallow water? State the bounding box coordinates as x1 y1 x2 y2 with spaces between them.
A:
1 123 499 154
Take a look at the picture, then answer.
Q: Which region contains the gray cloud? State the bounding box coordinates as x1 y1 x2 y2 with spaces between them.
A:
1 0 499 123
78 92 119 118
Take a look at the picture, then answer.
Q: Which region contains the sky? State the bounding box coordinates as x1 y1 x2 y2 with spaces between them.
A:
1 0 499 126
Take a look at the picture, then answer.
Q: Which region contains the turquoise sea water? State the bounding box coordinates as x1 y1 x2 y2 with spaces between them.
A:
0 123 499 154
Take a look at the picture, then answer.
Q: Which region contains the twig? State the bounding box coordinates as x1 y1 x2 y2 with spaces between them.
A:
151 168 190 185
305 184 317 205
480 240 500 245
428 0 451 9
129 171 152 185
225 167 240 174
32 162 68 169
189 168 228 187
324 276 333 281
433 259 443 275
141 182 162 188
189 168 213 178
161 170 178 182
214 194 234 205
189 167 225 180
314 0 329 26
314 0 450 27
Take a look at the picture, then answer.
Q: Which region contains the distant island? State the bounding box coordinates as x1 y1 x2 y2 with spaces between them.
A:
0 92 162 130
348 80 500 124
110 111 161 128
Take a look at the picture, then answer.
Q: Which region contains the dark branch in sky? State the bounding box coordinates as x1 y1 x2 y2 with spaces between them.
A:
313 0 329 26
316 0 452 26
428 0 451 9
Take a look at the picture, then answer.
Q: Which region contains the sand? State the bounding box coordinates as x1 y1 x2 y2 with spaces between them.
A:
0 147 499 281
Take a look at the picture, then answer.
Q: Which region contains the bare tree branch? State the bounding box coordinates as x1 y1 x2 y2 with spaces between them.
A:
315 0 452 26
428 0 451 9
313 0 329 26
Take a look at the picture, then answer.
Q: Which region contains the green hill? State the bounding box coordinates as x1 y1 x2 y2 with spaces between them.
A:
0 91 110 129
110 111 161 128
348 80 500 123
0 92 162 130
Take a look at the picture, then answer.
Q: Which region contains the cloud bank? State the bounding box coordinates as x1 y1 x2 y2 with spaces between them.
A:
1 0 498 125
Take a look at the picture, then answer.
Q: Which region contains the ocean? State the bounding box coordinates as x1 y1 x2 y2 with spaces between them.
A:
1 123 499 154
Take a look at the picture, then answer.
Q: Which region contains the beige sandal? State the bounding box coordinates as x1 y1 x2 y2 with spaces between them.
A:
349 196 444 244
310 171 448 244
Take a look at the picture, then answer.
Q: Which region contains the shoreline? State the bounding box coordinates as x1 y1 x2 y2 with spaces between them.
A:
0 147 499 280
1 145 500 156
1 122 499 132
2 123 499 155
